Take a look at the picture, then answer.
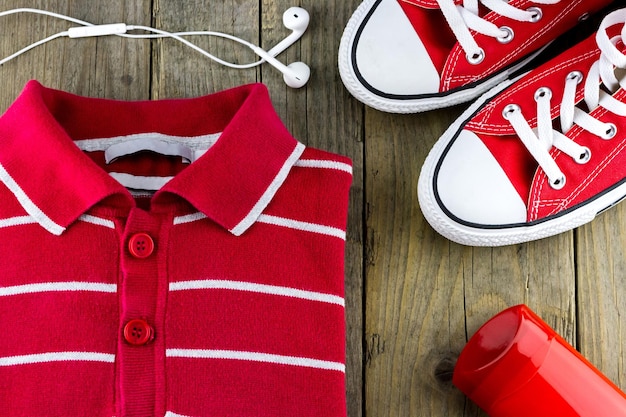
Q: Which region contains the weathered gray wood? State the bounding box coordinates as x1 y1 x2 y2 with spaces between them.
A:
365 107 469 417
365 96 579 417
1 1 624 417
152 0 259 98
577 206 626 390
0 0 151 109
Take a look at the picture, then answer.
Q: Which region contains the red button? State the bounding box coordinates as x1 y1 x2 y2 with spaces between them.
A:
128 233 154 258
123 319 154 345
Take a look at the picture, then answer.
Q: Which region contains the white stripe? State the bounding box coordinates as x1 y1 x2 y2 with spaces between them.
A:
166 349 345 373
165 413 191 417
0 163 65 235
0 281 117 297
0 215 37 229
257 214 346 240
169 279 344 307
0 351 115 366
173 212 207 225
231 142 306 236
295 159 353 174
79 214 116 229
0 215 115 230
172 212 346 240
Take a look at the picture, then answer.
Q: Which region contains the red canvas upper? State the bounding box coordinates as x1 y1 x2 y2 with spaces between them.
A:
462 28 626 222
398 0 614 92
0 81 352 417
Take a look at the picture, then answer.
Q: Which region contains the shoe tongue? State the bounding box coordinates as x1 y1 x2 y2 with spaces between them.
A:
399 0 462 9
398 0 458 74
465 34 602 136
466 32 626 136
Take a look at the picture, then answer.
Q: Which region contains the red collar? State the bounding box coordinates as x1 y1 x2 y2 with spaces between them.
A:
0 80 304 235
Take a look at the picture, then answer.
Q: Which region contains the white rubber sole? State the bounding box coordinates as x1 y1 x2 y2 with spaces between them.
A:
417 77 626 246
338 0 547 113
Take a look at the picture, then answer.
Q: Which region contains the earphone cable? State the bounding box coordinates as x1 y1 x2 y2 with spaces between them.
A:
126 25 264 69
0 8 266 69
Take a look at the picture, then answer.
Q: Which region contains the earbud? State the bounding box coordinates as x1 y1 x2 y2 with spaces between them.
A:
266 7 310 57
253 6 311 87
252 45 310 88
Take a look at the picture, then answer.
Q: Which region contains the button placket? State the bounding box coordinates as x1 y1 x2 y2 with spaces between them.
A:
117 208 169 417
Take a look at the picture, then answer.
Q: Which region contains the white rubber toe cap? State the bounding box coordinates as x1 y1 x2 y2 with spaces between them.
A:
435 129 527 225
353 0 440 96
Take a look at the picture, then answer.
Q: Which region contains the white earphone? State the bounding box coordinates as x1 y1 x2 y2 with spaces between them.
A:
251 46 311 89
261 7 311 88
0 7 311 88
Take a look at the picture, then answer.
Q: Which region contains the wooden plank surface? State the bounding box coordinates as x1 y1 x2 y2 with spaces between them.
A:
0 1 624 417
0 0 152 106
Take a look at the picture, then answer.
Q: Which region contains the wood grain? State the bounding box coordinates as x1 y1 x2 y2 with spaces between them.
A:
0 1 624 417
0 0 152 109
365 107 469 417
152 0 259 98
577 205 626 389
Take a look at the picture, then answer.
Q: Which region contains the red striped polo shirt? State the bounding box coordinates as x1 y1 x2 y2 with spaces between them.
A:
0 80 352 417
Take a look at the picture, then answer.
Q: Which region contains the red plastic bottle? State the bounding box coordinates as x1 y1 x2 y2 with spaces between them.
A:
453 305 626 416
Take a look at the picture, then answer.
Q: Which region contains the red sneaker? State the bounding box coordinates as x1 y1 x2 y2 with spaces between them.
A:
418 8 626 245
339 0 614 113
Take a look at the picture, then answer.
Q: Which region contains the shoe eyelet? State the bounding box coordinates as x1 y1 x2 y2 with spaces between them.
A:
502 104 521 120
466 48 485 65
579 12 590 22
602 123 617 140
566 71 584 84
497 26 514 44
575 147 591 164
534 87 552 101
528 7 543 23
550 174 566 190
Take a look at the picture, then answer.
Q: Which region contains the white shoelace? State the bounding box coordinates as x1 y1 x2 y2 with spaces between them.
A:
502 9 626 190
436 0 561 63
